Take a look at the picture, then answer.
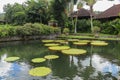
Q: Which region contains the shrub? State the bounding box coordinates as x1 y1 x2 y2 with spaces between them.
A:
63 28 70 34
93 26 100 33
0 23 61 38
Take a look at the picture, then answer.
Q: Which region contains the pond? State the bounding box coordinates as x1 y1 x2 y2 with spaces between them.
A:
0 40 120 80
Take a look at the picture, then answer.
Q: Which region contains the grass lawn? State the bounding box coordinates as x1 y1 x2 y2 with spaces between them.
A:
58 33 120 41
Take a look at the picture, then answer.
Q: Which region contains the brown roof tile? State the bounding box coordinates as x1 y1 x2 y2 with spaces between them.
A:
95 4 120 19
70 8 94 18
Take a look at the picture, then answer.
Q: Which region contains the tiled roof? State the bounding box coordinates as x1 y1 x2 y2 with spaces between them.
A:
70 8 94 18
95 4 120 19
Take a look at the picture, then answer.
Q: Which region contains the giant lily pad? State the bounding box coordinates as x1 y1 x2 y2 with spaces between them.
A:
73 42 88 46
91 40 105 43
91 42 108 46
67 39 79 42
31 58 46 63
78 40 91 43
62 49 87 55
44 43 60 47
42 40 54 43
44 55 59 59
54 40 65 43
29 67 51 76
49 46 70 51
4 57 20 62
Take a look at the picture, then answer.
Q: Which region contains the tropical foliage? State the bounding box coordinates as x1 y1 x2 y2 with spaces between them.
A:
0 23 61 37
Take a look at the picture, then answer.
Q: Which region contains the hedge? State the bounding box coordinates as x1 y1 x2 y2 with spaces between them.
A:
0 23 61 37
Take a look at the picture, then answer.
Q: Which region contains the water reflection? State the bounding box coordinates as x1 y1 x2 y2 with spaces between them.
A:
0 40 120 80
0 54 30 80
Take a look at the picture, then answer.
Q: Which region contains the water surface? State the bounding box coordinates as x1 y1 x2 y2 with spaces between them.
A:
0 40 120 80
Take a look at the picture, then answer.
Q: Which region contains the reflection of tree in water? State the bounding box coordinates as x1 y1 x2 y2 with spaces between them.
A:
93 72 117 80
77 45 95 80
49 53 77 80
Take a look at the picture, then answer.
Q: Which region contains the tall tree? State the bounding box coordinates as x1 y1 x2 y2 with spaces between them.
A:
25 0 48 24
83 0 96 33
74 2 83 33
51 0 71 27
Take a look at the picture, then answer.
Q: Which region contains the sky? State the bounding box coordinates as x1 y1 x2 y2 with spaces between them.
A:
0 0 120 13
0 0 26 13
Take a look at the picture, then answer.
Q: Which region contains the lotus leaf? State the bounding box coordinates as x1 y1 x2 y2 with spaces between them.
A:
78 40 91 43
29 67 51 76
54 40 65 43
73 42 88 46
67 39 79 42
44 55 59 59
4 57 20 62
31 58 46 63
91 40 105 43
49 46 70 51
42 40 54 43
62 49 86 55
91 42 108 46
44 43 60 47
60 41 68 44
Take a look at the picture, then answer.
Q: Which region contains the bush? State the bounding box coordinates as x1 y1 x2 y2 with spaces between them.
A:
93 26 100 33
63 28 70 34
0 23 61 38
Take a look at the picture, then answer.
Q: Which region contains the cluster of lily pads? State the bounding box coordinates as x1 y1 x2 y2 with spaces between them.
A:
4 39 108 77
29 54 59 76
71 39 108 46
4 54 59 77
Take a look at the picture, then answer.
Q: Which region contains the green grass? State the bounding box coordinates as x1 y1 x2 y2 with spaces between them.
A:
58 34 120 41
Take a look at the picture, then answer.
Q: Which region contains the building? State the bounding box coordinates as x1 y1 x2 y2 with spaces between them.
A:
95 4 120 20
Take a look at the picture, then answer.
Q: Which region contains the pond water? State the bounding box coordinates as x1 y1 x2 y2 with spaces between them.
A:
0 40 120 80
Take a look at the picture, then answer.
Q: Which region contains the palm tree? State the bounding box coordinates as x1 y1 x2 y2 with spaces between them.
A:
74 2 83 33
83 0 96 33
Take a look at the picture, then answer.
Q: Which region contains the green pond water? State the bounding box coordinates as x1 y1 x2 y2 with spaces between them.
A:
0 40 120 80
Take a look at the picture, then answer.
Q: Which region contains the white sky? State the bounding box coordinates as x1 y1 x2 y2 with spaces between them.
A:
0 0 120 13
0 0 26 13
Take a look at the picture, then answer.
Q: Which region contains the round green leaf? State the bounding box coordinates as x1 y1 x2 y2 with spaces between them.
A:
31 58 46 63
44 55 59 59
68 39 79 42
78 40 91 43
73 42 88 46
44 43 60 47
49 46 70 51
29 67 51 76
54 40 65 43
4 57 20 62
91 42 108 46
62 48 87 55
42 40 54 43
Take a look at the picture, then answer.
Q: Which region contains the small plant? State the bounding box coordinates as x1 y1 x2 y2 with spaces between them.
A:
93 26 100 38
63 28 70 35
93 26 100 33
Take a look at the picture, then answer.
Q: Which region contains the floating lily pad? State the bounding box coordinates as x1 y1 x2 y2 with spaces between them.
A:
73 42 88 46
78 40 91 43
67 39 79 42
44 43 60 47
31 58 46 63
54 40 65 43
91 42 108 46
62 49 87 55
29 67 51 76
44 55 59 59
42 40 54 43
4 57 20 62
49 46 70 51
91 40 105 43
60 41 68 44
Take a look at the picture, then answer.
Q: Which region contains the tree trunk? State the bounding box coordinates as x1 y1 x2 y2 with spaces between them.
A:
90 5 94 33
74 10 79 34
